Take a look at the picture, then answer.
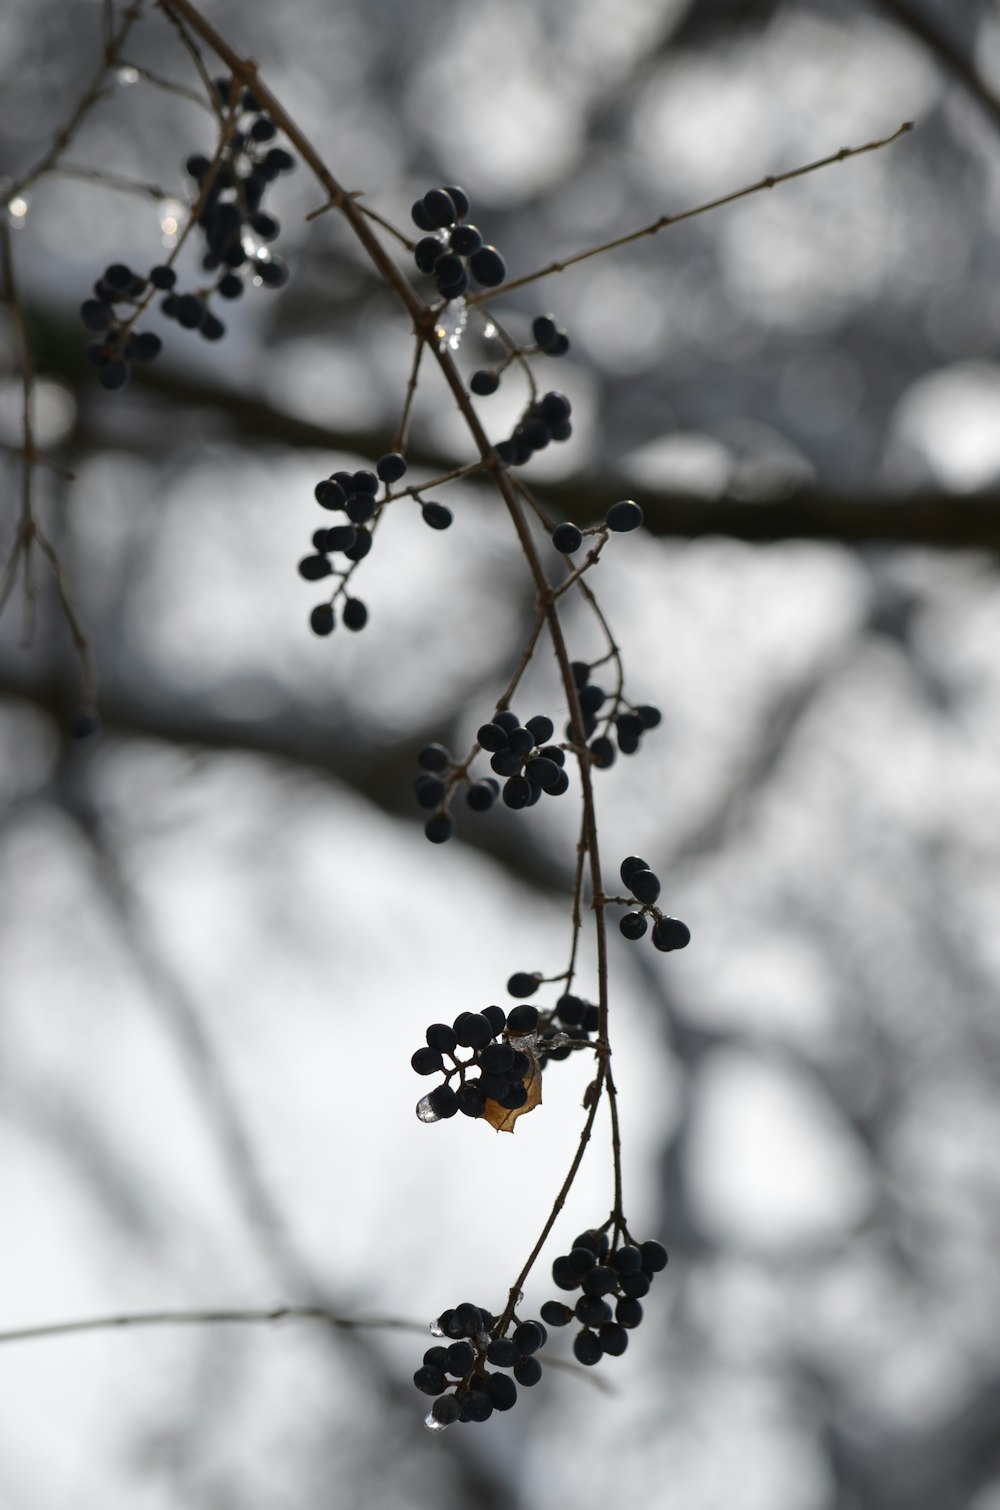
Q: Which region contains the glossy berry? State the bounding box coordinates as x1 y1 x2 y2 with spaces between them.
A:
641 1240 669 1272
606 499 643 532
598 1323 629 1357
470 369 500 396
149 264 177 290
652 917 690 951
418 743 451 773
450 223 483 255
620 856 650 887
552 522 583 553
424 813 454 844
376 452 407 483
512 1321 545 1355
540 1301 574 1327
619 912 647 940
506 1003 539 1035
422 188 457 227
573 1330 603 1366
468 245 506 287
507 971 540 999
411 1046 444 1075
513 1356 542 1387
590 736 615 769
629 869 661 905
443 184 470 217
616 1297 644 1328
421 502 453 530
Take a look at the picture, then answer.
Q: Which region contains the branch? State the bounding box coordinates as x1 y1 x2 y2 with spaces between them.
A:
870 0 1000 136
0 1305 426 1347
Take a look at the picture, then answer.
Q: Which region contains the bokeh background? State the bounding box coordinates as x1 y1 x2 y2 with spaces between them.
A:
2 0 1000 1506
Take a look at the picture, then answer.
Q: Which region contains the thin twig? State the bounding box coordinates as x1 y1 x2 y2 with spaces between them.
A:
0 1306 426 1347
466 122 914 305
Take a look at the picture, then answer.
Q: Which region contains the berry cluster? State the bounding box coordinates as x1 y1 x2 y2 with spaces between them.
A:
532 311 570 358
510 978 600 1068
80 77 295 390
412 1002 544 1123
413 710 570 844
80 264 164 389
540 1228 669 1365
411 185 506 300
617 856 691 951
189 77 295 287
566 659 662 769
495 389 573 467
416 1305 546 1427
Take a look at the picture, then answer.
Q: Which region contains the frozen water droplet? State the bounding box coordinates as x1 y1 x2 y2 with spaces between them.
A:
416 1094 442 1123
435 297 467 353
428 1321 445 1337
482 321 497 339
424 1411 451 1433
116 65 140 86
7 196 28 226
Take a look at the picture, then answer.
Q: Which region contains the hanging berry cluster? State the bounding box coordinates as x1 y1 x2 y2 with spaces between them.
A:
79 75 296 390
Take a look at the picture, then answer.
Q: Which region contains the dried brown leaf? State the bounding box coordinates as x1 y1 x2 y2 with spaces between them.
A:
483 1048 542 1133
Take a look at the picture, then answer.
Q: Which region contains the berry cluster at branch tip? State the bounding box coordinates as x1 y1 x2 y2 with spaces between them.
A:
414 709 570 843
412 185 506 300
412 1001 546 1123
81 76 295 389
566 660 662 770
617 855 690 951
417 1304 547 1428
541 1227 669 1366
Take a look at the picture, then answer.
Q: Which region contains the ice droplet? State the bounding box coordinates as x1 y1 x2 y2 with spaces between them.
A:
116 65 140 86
428 1321 445 1337
435 297 467 353
7 196 28 226
482 321 496 339
424 1411 451 1433
416 1094 442 1123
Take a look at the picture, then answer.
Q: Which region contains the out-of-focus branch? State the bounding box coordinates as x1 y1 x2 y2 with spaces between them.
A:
870 0 1000 135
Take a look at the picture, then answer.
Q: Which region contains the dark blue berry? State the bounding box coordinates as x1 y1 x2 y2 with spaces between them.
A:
309 603 335 636
126 331 162 362
443 184 470 217
477 722 507 752
470 370 500 396
413 1364 447 1395
424 813 454 844
598 1323 628 1357
469 245 506 287
637 704 662 729
573 1330 602 1366
513 1356 542 1386
421 502 453 530
506 1003 539 1035
426 1082 458 1117
411 1046 444 1075
149 264 177 290
450 224 483 255
620 912 648 941
629 869 661 904
466 780 496 812
80 299 113 332
422 188 457 227
502 776 531 809
652 917 690 952
376 452 407 483
414 235 444 273
342 598 367 630
552 522 583 553
606 499 643 531
414 774 446 809
590 736 615 769
507 972 540 999
258 258 289 287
